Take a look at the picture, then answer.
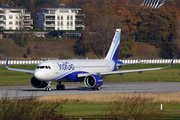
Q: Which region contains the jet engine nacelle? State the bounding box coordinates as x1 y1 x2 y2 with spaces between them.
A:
31 76 48 88
84 74 103 88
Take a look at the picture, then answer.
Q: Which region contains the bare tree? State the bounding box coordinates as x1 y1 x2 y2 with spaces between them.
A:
84 15 122 58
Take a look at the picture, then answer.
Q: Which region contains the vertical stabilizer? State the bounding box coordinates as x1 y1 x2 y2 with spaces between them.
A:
105 29 121 61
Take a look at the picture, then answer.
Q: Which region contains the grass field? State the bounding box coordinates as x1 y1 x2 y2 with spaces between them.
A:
0 64 180 118
1 92 180 119
37 92 180 116
0 64 179 86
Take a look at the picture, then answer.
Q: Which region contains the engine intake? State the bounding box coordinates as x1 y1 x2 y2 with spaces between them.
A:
31 76 48 88
84 75 103 88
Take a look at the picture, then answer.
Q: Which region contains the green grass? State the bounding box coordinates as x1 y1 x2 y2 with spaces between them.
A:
1 96 180 119
62 102 110 116
0 64 180 86
105 64 180 82
62 102 180 119
0 65 36 85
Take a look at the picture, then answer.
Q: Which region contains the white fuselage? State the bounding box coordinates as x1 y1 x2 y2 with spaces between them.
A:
34 59 115 82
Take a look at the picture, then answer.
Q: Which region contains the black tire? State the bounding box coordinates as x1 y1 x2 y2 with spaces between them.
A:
97 87 100 90
92 88 95 90
56 85 61 90
61 84 65 90
48 88 51 91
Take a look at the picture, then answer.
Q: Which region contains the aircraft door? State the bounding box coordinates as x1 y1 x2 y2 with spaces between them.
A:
78 65 82 71
53 62 59 74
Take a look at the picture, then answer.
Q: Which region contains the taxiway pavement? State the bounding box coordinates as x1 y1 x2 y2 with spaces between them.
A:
0 82 180 99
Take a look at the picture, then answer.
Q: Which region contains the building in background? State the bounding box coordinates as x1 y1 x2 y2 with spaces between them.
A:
37 4 85 31
140 0 166 8
0 4 33 30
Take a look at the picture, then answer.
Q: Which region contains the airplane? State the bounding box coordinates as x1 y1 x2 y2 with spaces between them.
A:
5 29 175 91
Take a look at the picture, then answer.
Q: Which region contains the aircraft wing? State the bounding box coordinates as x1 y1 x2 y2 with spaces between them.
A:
5 56 34 74
78 55 175 78
117 62 144 67
99 65 169 76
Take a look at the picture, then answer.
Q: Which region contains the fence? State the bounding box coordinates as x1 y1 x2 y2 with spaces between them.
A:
0 60 43 65
0 59 179 65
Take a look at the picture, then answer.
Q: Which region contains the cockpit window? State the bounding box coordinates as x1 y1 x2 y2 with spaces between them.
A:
40 66 44 69
36 66 51 69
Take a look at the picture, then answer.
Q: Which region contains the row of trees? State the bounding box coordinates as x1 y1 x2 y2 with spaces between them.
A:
74 0 180 58
1 0 180 58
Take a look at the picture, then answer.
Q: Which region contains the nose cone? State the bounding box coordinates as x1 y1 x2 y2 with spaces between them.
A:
34 70 49 81
34 70 42 80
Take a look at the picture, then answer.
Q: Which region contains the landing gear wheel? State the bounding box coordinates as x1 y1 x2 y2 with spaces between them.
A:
46 81 52 91
97 87 101 90
56 84 61 90
48 88 51 91
92 88 95 90
46 87 51 91
61 84 65 90
56 83 65 90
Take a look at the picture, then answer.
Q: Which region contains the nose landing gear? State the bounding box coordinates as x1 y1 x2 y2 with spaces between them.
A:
92 87 101 90
46 81 52 91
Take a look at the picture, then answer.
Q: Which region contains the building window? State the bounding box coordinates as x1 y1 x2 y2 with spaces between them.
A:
61 21 63 26
60 10 69 13
9 27 13 30
71 16 73 20
67 21 69 26
16 16 18 19
70 21 73 26
67 16 69 20
58 16 60 20
9 22 13 25
61 16 63 20
9 15 13 19
72 10 77 13
16 21 18 25
58 21 60 26
50 10 55 14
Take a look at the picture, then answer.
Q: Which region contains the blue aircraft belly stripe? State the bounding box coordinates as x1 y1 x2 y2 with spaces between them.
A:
110 34 121 60
49 70 74 81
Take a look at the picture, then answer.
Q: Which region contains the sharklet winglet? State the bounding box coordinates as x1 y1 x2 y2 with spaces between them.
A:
169 55 175 67
5 56 9 69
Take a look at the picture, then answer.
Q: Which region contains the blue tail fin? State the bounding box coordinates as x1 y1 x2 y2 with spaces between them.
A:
105 29 121 61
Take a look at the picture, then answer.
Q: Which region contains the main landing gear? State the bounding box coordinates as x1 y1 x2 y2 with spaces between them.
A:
45 82 65 91
56 82 65 90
